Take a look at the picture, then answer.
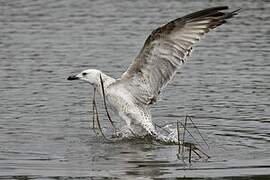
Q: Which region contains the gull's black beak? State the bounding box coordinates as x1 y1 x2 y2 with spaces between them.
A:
67 75 79 80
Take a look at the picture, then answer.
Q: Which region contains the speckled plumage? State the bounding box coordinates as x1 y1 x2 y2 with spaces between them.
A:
68 6 239 138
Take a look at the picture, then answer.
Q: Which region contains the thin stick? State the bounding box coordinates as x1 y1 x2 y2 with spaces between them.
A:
99 74 116 130
176 120 181 154
187 115 209 149
93 96 102 136
92 89 95 129
195 147 210 158
156 121 205 150
93 100 105 139
92 88 98 134
92 103 98 135
92 90 110 141
192 149 202 158
181 115 188 155
154 118 209 158
178 121 209 159
178 121 205 152
154 123 171 134
189 143 192 163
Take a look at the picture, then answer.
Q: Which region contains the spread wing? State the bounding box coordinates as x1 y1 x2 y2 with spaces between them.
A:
115 6 239 105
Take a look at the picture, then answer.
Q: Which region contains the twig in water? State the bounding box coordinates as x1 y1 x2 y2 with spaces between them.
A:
92 88 98 135
181 115 188 155
195 146 210 159
187 115 209 149
176 120 181 154
92 93 108 140
178 121 206 154
189 143 192 163
192 149 202 159
91 87 112 141
99 74 116 132
154 123 171 135
179 117 210 159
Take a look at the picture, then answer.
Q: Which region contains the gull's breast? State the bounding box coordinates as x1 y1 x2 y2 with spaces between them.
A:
106 85 136 115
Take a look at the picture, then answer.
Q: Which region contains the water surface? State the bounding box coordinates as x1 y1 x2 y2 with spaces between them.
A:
0 0 269 179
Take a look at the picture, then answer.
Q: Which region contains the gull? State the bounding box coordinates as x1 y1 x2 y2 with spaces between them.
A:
68 6 239 140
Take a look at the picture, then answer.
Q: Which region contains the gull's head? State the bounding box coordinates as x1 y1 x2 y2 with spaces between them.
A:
67 69 101 86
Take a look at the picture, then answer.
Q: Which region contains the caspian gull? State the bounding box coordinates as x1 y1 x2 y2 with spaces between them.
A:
68 6 239 140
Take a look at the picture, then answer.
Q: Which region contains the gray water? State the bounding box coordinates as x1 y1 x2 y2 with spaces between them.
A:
0 0 269 179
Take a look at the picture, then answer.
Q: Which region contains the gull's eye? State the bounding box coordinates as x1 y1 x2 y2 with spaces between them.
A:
82 72 87 76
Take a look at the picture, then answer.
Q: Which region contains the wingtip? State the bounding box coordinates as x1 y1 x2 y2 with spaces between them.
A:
182 6 238 21
224 8 241 19
232 8 242 15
